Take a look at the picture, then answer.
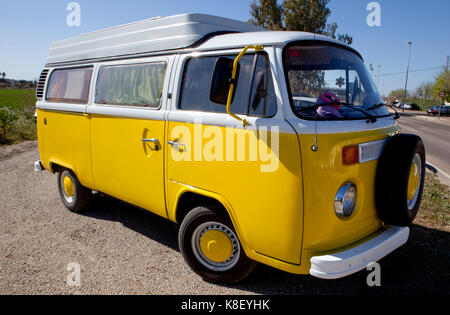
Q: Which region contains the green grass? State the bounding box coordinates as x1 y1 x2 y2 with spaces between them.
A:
0 89 36 109
417 172 450 231
0 89 37 144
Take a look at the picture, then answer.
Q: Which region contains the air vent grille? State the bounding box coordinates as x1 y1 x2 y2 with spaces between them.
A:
36 69 49 99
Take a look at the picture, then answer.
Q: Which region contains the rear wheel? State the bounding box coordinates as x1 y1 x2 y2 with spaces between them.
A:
57 169 92 213
178 206 257 284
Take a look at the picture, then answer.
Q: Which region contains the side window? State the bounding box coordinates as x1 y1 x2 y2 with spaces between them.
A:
249 55 277 117
179 54 254 114
46 67 92 104
95 62 167 108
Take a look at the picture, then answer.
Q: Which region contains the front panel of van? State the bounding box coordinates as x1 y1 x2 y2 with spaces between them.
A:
278 43 400 259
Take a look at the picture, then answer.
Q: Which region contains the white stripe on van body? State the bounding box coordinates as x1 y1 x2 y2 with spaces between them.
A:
37 100 398 136
37 102 88 114
87 105 166 121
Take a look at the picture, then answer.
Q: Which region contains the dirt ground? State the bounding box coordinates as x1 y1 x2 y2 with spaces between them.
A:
0 141 449 295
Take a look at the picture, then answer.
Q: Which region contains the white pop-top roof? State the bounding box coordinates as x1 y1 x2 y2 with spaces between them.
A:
46 13 266 65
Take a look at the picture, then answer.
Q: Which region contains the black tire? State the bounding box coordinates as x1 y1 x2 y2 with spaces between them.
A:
178 206 257 284
375 134 426 226
57 169 92 213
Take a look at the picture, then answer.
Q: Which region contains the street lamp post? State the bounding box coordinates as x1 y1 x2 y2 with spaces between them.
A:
402 41 412 112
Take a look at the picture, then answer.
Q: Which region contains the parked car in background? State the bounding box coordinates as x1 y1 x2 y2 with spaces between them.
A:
403 103 421 111
293 95 317 110
441 105 450 116
427 105 445 115
391 100 401 108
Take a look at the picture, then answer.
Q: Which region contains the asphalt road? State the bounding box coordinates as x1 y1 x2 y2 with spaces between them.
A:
396 111 450 186
0 141 449 295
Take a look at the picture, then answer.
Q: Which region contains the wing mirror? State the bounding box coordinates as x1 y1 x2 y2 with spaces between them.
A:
210 57 240 105
209 45 264 127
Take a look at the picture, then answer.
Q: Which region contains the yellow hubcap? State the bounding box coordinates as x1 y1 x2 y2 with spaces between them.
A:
199 230 233 263
407 163 420 201
63 176 75 197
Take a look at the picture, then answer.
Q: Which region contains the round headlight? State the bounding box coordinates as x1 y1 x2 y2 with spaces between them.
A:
335 183 357 218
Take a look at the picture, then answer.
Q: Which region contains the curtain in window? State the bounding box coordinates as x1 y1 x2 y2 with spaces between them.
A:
95 62 167 108
46 67 92 103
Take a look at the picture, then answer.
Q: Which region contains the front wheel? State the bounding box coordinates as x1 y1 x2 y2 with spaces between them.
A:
178 207 257 284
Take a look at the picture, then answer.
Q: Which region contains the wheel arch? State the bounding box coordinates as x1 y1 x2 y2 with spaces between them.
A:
171 187 249 254
49 160 75 175
175 191 229 225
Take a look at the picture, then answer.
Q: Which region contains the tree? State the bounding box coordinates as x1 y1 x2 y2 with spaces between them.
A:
324 22 337 38
433 70 450 102
1 72 5 80
415 82 434 100
389 89 409 101
283 0 331 33
337 33 353 46
249 0 353 45
249 0 283 30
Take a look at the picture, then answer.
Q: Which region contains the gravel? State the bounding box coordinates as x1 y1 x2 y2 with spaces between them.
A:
0 142 448 295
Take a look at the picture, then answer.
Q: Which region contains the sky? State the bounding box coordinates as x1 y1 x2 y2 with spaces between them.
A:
0 0 449 96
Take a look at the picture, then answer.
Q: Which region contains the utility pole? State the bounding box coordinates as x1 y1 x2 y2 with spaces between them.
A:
377 65 381 90
446 56 449 72
402 41 412 112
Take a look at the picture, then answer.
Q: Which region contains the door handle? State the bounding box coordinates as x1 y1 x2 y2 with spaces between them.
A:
142 138 160 151
168 139 185 152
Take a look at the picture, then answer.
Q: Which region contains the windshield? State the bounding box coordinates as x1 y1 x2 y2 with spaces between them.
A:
284 42 389 120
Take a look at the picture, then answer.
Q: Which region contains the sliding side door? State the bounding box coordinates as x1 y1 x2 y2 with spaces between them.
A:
89 56 174 218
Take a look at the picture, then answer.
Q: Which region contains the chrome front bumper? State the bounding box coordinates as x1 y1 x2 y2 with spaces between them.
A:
309 226 410 279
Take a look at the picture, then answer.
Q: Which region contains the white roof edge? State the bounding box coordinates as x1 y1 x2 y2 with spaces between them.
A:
46 13 266 65
195 31 360 57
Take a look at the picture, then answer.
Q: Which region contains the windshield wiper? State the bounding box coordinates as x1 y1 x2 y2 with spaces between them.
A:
365 103 386 111
315 101 378 123
365 103 401 120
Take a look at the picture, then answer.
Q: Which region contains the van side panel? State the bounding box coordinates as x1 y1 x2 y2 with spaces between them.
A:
36 108 94 188
89 114 167 218
166 120 303 265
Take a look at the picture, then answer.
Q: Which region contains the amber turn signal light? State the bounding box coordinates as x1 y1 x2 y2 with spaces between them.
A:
342 145 359 165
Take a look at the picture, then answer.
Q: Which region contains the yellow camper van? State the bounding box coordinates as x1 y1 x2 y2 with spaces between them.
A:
35 14 425 283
